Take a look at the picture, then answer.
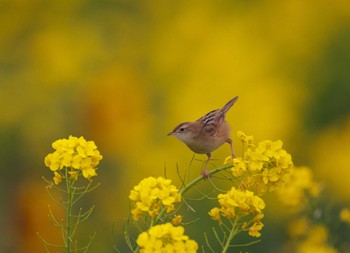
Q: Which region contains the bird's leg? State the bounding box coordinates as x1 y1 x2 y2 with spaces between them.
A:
226 138 236 158
202 153 211 179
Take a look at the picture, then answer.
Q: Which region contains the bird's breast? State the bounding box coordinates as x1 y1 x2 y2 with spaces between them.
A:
186 121 231 154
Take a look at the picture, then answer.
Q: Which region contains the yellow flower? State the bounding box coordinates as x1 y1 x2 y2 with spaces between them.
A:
251 195 265 212
245 148 266 171
209 207 222 224
129 177 181 220
44 136 103 181
172 215 183 225
81 166 97 180
231 157 247 177
242 214 264 238
53 172 63 185
210 187 265 237
231 133 293 196
248 221 264 237
136 223 198 253
68 171 78 181
224 156 233 164
44 153 61 171
253 213 264 223
262 167 281 184
237 130 254 146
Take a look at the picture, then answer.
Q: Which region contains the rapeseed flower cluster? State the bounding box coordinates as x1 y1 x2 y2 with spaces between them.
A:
129 177 181 220
209 187 265 237
228 131 293 195
136 223 198 253
44 136 103 183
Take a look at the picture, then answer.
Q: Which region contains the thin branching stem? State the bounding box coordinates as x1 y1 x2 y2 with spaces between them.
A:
72 182 100 205
222 216 240 253
212 226 225 246
42 176 68 193
204 232 216 253
38 232 66 249
66 178 74 253
207 178 227 193
47 205 62 227
45 187 66 208
230 239 261 247
82 233 96 253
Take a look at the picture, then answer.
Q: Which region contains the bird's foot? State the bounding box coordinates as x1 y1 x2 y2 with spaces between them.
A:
202 168 211 179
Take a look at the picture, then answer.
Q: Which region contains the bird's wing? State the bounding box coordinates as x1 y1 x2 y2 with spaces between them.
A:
201 109 220 136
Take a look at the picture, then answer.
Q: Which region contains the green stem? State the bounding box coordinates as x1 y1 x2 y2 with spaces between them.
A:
66 177 74 253
179 163 233 196
222 216 239 253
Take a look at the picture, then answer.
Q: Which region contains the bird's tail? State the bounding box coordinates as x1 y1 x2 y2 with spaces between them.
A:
221 96 239 115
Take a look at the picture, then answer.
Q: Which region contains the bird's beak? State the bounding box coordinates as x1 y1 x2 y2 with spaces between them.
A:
167 131 174 136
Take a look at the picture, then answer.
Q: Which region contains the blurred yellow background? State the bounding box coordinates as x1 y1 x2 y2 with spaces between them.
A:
1 0 350 252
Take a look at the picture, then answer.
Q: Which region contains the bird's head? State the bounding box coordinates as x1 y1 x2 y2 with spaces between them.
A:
167 122 194 142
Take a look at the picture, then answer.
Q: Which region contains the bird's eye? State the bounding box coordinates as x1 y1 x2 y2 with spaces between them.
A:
179 127 185 132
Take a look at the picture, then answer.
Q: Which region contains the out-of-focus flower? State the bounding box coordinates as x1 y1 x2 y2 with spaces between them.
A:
297 225 338 253
209 187 265 237
230 132 293 195
44 136 103 182
129 177 181 220
340 208 350 224
277 167 321 208
136 223 198 253
172 214 183 225
287 217 310 238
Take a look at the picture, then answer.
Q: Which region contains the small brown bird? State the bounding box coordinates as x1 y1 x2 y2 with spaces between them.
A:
168 96 238 177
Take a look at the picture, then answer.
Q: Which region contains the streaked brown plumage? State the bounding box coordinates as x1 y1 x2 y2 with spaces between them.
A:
168 96 238 177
